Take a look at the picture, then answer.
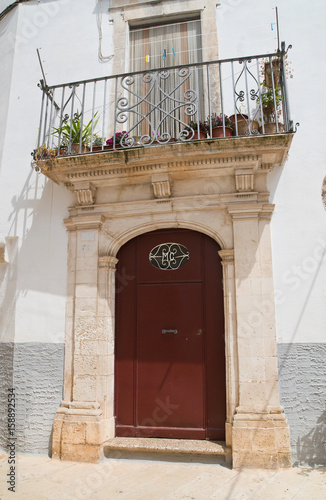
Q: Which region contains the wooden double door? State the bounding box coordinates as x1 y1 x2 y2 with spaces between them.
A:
115 229 226 440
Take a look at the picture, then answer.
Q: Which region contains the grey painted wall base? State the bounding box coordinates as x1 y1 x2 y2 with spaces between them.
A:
1 341 325 466
278 343 326 467
0 343 64 455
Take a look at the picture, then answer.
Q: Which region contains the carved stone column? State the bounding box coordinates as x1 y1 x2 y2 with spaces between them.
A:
218 249 238 448
227 204 291 469
52 214 117 462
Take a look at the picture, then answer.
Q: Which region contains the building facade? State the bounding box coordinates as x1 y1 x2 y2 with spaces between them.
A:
0 0 325 468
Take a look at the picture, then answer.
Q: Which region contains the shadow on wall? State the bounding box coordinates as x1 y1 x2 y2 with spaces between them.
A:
0 239 18 451
7 169 73 297
0 168 71 454
295 410 326 467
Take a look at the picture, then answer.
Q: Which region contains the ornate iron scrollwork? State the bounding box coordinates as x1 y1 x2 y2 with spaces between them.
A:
149 243 190 270
116 66 198 147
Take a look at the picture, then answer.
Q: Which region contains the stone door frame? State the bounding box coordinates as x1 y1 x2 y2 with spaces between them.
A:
48 135 293 468
52 209 291 468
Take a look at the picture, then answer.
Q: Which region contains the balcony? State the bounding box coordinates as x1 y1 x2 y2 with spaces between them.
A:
33 43 295 159
33 44 295 206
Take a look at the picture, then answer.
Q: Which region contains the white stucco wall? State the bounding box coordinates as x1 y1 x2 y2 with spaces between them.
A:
1 0 325 346
217 0 326 344
0 0 115 344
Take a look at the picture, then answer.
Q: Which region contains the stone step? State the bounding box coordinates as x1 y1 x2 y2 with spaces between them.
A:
103 438 232 465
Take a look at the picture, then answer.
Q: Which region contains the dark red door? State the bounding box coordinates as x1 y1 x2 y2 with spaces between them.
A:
115 229 226 440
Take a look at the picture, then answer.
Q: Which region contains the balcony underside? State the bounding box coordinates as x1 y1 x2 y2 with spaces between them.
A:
37 134 294 198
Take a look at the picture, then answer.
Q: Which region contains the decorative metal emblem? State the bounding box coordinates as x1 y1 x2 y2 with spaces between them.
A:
149 243 189 270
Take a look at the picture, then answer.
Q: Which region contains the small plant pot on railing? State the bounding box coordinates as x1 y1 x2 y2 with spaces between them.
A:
211 126 233 138
71 143 90 154
186 121 208 141
207 114 233 138
192 130 207 140
92 145 112 152
259 122 285 134
229 114 259 136
264 59 281 88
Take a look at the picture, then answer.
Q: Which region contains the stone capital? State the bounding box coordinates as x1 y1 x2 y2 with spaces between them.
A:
99 256 119 269
227 203 274 220
64 214 105 231
218 249 234 264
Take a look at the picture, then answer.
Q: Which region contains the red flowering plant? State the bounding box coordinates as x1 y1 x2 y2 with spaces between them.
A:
187 120 208 133
106 131 128 147
207 113 233 129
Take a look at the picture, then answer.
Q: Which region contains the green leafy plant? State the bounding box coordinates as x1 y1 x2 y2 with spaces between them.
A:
257 84 283 122
92 135 105 147
52 111 99 146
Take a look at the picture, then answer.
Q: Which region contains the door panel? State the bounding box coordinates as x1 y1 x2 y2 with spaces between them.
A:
137 283 204 432
115 229 225 440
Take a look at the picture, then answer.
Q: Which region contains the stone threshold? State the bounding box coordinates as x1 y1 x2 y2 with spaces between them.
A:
103 437 232 465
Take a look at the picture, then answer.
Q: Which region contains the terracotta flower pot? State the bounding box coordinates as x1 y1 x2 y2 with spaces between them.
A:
259 122 284 134
192 130 207 140
92 145 113 151
229 113 248 123
229 114 259 136
264 60 281 88
211 126 233 138
71 143 89 154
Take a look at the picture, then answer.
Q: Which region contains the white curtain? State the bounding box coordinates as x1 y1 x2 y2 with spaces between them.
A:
127 20 203 142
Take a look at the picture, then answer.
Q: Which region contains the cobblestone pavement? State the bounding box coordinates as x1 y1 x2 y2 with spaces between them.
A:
0 453 325 500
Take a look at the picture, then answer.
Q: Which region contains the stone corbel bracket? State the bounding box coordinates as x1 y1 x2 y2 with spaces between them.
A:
151 173 171 198
67 181 96 206
235 169 254 192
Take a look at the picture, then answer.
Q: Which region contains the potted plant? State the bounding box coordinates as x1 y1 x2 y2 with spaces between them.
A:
91 136 107 152
33 143 57 161
260 53 293 89
257 84 284 133
106 131 128 148
229 113 259 136
186 120 208 140
52 111 99 154
262 56 281 88
207 114 233 138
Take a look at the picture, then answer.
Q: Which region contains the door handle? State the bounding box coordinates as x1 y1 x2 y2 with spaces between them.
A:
162 329 178 334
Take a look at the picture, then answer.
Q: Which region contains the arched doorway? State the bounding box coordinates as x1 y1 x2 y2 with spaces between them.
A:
115 228 226 440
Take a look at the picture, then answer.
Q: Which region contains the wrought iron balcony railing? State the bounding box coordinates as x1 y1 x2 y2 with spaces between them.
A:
34 42 295 160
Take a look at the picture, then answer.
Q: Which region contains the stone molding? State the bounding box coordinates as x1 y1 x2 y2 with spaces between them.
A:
227 203 275 220
110 0 168 8
218 249 234 264
64 214 105 231
98 256 119 269
39 135 294 189
61 401 101 410
106 220 228 258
